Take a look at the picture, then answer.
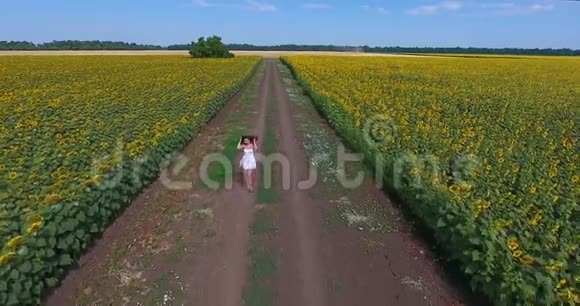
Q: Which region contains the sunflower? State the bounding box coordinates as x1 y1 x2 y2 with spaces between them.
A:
26 221 43 234
26 214 43 223
545 262 564 271
449 184 461 194
98 164 110 173
42 194 61 205
520 255 534 265
6 236 24 249
556 279 567 289
0 252 16 265
85 175 102 187
562 138 573 149
508 238 520 251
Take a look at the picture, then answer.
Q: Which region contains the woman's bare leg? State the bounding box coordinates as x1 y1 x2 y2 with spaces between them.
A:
244 170 252 192
251 169 256 192
242 169 247 190
248 170 255 192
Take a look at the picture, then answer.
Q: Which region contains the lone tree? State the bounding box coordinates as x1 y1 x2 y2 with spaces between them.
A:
189 36 234 58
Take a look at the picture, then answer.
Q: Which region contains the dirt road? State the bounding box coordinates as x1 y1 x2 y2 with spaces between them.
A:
184 59 269 306
45 59 471 306
270 60 327 306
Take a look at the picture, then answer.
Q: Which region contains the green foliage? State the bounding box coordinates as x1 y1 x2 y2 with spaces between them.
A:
0 40 164 50
1 40 577 56
256 96 279 204
227 44 580 56
205 130 243 188
189 36 234 58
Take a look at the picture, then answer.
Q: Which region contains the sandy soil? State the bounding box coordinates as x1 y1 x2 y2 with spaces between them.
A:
0 50 428 57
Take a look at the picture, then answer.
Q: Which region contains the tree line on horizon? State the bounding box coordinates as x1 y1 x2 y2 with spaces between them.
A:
0 40 165 51
1 40 578 56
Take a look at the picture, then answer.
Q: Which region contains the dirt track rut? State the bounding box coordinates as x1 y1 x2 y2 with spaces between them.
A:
186 60 270 306
270 61 327 306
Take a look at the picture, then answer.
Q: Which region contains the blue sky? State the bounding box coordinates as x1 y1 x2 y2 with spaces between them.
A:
0 0 578 48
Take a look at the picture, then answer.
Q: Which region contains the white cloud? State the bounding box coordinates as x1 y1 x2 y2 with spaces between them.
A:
529 4 553 12
191 0 279 12
303 3 333 9
477 2 554 15
361 4 389 14
245 0 277 11
480 2 516 9
376 7 388 14
407 1 463 15
440 1 463 10
193 0 219 7
408 5 438 15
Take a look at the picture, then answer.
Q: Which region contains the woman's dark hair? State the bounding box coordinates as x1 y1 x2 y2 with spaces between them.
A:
241 135 258 142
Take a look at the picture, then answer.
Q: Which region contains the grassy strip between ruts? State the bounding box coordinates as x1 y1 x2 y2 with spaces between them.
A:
255 75 279 204
243 66 280 306
244 239 278 306
202 63 265 189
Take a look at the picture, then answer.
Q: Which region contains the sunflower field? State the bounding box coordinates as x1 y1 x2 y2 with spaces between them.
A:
282 56 579 305
0 55 259 305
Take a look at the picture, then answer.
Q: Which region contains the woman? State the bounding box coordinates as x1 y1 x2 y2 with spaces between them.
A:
238 136 258 192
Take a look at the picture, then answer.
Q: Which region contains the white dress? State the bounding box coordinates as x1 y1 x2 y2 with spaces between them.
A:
240 148 257 170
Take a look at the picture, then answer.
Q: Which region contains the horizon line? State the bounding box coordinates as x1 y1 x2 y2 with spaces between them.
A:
2 39 579 51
